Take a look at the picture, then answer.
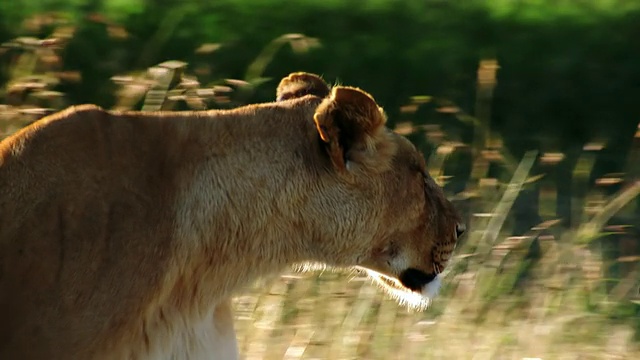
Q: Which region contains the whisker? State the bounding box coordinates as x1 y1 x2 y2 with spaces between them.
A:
357 267 432 310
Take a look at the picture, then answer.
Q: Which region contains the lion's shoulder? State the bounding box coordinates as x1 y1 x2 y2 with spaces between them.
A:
40 104 107 125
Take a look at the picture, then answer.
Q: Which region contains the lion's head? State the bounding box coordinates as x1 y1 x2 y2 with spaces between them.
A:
277 73 465 308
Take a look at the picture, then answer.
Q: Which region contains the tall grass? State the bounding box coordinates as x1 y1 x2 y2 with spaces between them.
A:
1 31 638 359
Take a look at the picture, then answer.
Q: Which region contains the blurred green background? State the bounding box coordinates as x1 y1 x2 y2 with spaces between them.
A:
1 0 639 358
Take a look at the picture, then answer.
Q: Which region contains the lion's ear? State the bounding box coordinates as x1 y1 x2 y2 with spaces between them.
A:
313 86 389 172
276 72 330 101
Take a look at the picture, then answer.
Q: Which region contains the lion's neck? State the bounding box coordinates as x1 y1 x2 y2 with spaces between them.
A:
159 100 322 310
85 100 325 359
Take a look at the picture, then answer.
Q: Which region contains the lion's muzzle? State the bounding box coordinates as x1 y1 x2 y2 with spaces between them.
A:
399 268 442 299
398 268 437 292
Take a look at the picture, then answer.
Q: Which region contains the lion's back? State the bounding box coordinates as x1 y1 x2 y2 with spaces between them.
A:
0 105 181 358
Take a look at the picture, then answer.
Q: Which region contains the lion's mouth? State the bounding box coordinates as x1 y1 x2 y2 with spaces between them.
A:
398 268 436 292
359 267 441 310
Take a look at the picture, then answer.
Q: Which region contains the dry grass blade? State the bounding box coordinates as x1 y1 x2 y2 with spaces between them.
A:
334 283 376 359
577 180 640 243
136 7 189 67
283 328 314 359
480 151 538 252
244 34 320 85
141 66 176 111
571 151 598 226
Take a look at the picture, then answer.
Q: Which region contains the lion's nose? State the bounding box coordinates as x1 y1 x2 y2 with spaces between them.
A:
455 223 466 239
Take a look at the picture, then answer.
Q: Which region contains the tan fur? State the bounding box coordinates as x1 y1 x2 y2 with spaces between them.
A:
0 73 461 359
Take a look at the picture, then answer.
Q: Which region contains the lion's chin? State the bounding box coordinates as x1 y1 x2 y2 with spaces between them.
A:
358 268 439 311
420 274 441 299
295 263 440 310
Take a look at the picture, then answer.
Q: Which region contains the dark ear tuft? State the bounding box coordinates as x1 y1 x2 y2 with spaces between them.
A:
313 86 388 171
276 72 330 101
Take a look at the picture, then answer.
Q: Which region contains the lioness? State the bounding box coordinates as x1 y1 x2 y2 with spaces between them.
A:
0 72 463 359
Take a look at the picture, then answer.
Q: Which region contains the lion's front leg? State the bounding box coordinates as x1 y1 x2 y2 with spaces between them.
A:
211 299 239 360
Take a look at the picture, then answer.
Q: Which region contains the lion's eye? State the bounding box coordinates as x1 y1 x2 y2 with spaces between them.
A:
455 223 466 239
